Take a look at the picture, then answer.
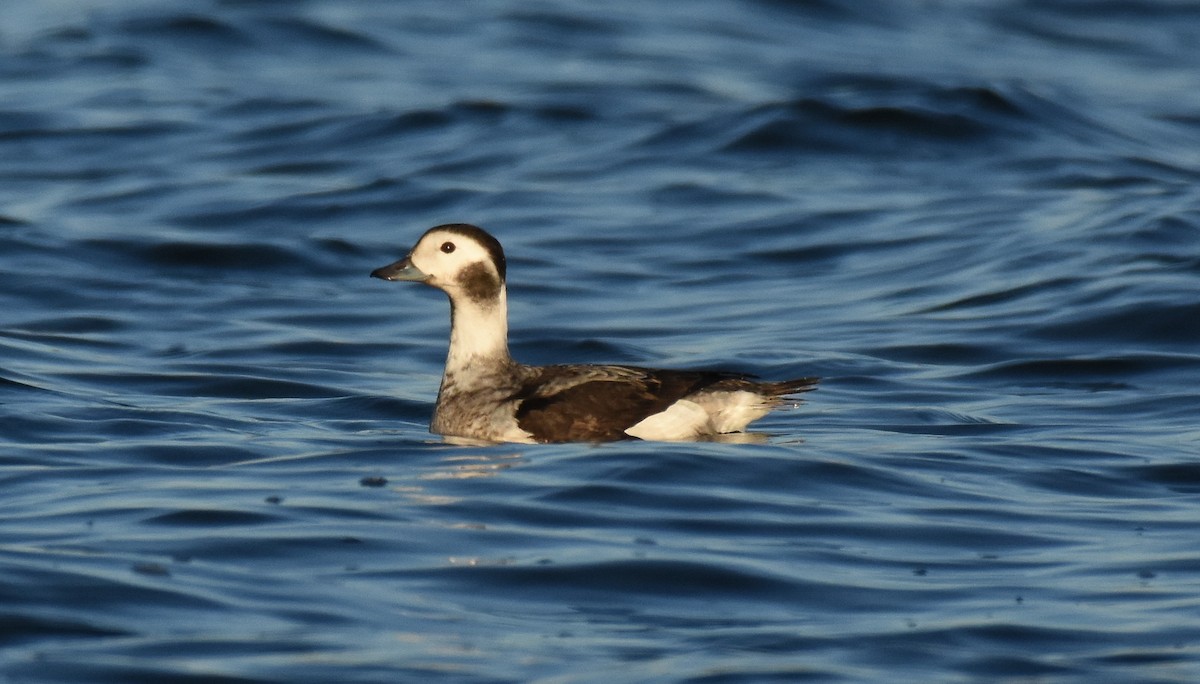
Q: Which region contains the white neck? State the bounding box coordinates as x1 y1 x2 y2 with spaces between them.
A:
444 285 512 376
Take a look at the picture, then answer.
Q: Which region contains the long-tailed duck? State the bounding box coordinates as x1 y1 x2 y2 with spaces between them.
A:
371 223 817 443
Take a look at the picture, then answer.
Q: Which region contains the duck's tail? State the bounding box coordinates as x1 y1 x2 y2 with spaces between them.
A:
762 376 820 398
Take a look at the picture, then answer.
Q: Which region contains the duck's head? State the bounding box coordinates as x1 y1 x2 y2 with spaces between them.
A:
371 223 507 305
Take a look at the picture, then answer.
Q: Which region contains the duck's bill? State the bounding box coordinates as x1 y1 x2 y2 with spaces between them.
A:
371 256 428 282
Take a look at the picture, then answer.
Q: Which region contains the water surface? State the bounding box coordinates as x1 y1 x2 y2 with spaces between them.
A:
3 1 1200 682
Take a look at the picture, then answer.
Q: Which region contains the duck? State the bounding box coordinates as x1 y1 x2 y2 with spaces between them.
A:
371 223 817 443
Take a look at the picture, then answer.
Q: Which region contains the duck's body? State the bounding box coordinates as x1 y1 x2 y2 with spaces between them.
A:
372 223 817 444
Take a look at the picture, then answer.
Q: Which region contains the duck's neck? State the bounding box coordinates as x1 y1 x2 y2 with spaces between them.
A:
444 286 513 378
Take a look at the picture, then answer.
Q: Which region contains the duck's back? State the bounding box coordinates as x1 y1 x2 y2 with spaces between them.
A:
510 364 815 443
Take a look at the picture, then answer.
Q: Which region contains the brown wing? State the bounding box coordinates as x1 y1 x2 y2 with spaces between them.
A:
513 366 746 443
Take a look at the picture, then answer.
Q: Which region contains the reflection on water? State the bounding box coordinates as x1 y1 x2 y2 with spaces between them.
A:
422 452 523 478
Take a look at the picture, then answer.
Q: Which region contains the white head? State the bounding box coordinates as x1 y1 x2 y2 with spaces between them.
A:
371 223 507 308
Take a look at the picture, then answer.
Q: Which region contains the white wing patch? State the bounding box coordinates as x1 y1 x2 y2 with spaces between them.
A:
624 399 710 441
624 391 777 440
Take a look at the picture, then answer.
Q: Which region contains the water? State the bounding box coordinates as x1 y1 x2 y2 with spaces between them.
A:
3 1 1200 681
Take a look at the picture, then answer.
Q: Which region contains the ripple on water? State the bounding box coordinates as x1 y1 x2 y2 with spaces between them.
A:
3 1 1200 682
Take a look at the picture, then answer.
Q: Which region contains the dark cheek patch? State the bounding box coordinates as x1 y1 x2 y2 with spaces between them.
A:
459 262 501 304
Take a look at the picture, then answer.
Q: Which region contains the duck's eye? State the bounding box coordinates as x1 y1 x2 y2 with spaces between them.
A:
440 242 455 254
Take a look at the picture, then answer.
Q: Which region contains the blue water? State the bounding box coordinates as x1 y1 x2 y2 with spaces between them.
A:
3 1 1200 681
